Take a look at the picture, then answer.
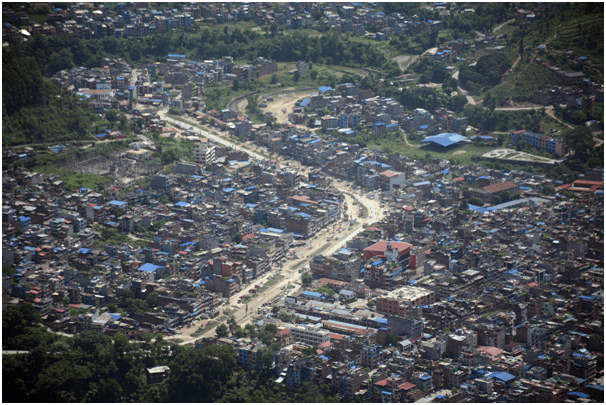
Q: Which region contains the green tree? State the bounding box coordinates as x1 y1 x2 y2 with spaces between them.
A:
301 272 314 286
293 70 301 82
270 74 278 85
459 200 469 211
385 331 400 346
564 126 594 158
216 323 229 338
309 69 318 80
469 197 484 206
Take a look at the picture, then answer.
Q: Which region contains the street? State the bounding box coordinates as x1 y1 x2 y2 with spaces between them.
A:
158 112 385 341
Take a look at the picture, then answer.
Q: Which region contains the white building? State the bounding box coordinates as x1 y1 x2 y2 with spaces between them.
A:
290 324 330 347
194 139 216 166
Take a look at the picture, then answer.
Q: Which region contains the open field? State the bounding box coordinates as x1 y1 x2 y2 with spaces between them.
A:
367 136 494 166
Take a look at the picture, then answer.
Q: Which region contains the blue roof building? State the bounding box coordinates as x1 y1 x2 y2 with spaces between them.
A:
421 133 467 148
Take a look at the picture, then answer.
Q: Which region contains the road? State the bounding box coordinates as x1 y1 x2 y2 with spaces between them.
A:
158 112 385 342
452 70 476 106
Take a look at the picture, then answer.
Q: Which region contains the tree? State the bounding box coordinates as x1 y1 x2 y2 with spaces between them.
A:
271 305 280 315
309 70 318 80
233 233 243 244
270 74 278 85
293 70 301 82
366 299 376 309
469 197 484 206
459 200 469 211
301 272 313 286
216 323 229 338
227 315 237 336
262 350 275 369
564 126 594 158
385 331 400 346
105 109 119 129
232 78 240 92
244 324 257 339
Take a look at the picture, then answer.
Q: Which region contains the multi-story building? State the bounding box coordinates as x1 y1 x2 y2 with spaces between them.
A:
194 139 216 166
290 324 330 347
376 285 435 315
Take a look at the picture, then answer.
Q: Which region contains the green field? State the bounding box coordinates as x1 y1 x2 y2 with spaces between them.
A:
366 137 494 166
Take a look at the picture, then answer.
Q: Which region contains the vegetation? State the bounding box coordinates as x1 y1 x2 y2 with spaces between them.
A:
6 303 341 402
3 51 98 146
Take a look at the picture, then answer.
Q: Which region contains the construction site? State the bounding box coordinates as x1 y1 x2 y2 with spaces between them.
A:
55 149 159 179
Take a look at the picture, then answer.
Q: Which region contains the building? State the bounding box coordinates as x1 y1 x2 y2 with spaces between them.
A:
470 181 519 204
146 366 170 385
297 61 308 76
194 139 216 166
290 324 330 347
376 285 435 315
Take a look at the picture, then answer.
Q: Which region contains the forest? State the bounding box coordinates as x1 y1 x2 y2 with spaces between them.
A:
3 50 98 146
3 303 345 403
7 27 401 78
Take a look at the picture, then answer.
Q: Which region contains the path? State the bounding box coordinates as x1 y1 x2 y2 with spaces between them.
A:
453 69 476 106
404 131 420 148
545 107 573 129
492 18 515 35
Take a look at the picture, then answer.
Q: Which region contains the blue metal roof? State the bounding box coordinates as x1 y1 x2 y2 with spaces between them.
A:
138 263 163 272
421 133 467 147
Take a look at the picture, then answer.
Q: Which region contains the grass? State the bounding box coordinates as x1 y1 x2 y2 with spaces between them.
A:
366 136 494 166
27 14 47 23
36 164 113 191
190 320 219 338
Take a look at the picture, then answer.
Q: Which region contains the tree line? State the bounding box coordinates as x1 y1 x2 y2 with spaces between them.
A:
7 27 400 78
3 303 349 402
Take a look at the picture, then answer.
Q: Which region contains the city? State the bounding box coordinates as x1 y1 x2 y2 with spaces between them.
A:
2 2 604 403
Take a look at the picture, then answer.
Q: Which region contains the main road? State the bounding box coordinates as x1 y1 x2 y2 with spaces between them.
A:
158 111 385 342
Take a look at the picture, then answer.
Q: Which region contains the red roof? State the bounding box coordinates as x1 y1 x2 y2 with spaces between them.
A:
318 341 332 348
375 379 389 387
277 329 291 336
380 170 398 178
399 382 416 391
242 232 254 241
365 241 413 253
477 346 504 358
482 181 518 194
329 332 346 340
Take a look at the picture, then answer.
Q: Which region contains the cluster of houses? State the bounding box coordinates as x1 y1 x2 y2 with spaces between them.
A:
532 58 604 110
3 96 603 397
4 2 451 44
191 159 603 402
